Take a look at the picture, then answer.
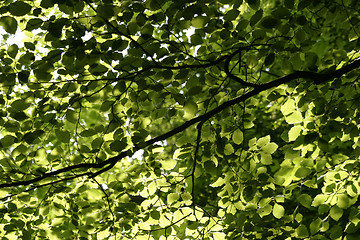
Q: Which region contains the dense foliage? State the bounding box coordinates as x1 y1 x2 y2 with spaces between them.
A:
0 0 360 239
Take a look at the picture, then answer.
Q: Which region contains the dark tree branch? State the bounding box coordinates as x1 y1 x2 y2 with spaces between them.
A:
1 58 359 189
0 173 89 200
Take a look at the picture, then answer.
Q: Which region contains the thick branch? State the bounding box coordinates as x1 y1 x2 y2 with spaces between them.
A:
1 59 359 188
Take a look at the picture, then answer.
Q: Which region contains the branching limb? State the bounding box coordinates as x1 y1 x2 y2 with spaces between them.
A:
0 173 89 200
91 177 116 237
1 58 359 189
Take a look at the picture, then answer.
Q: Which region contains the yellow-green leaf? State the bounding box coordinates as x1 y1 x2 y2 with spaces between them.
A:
224 143 234 155
162 158 177 170
257 135 270 147
273 203 285 219
312 194 328 207
167 193 179 204
330 205 343 221
280 98 296 115
261 142 278 154
192 16 207 29
232 129 243 145
285 111 303 124
288 125 302 141
184 100 198 117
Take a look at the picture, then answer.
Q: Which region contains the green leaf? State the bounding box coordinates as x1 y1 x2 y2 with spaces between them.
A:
295 167 311 178
285 0 294 9
261 142 278 154
9 1 32 16
80 129 97 137
55 129 71 143
0 16 18 34
250 9 263 26
210 177 225 187
232 129 243 145
271 7 291 19
258 204 272 217
295 224 309 238
7 44 18 59
0 135 15 148
224 143 234 155
257 135 270 147
260 152 272 165
190 34 203 45
298 194 312 208
97 5 115 19
213 232 226 240
40 0 54 8
260 16 280 29
280 99 296 115
65 109 78 124
310 218 322 235
48 21 64 38
184 100 198 117
295 28 306 42
110 140 128 152
236 19 249 31
12 99 30 111
330 206 343 221
336 194 351 209
243 186 255 201
264 53 275 66
273 203 285 219
25 18 43 31
191 16 207 29
162 158 177 170
288 125 302 141
246 0 260 10
224 9 240 21
285 111 303 124
167 193 179 204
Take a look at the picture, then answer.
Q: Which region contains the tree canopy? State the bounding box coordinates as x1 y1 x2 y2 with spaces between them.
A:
0 0 360 239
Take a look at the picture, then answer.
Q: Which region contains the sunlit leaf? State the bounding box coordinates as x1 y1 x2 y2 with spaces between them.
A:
285 111 303 124
184 100 198 117
312 194 329 207
336 194 351 209
288 125 302 141
167 193 179 204
330 206 343 221
0 1 358 238
273 203 285 219
232 129 243 145
224 143 234 155
261 142 278 154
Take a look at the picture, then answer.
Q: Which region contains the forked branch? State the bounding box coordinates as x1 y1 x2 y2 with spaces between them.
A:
1 58 359 189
